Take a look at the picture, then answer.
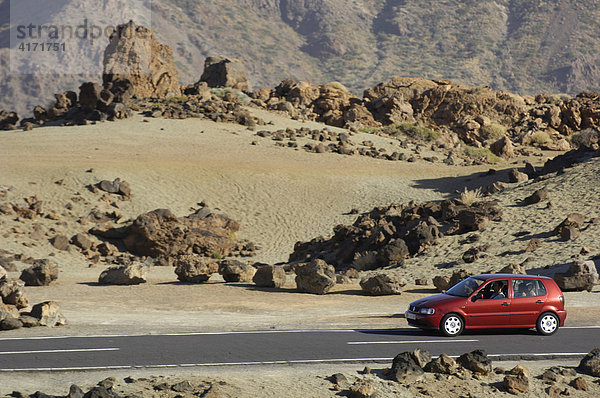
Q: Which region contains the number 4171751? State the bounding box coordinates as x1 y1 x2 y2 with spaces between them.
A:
18 42 66 52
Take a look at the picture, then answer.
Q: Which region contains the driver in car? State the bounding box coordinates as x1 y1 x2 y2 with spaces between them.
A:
489 281 506 299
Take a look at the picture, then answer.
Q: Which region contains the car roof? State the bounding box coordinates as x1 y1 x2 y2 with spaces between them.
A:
472 274 552 281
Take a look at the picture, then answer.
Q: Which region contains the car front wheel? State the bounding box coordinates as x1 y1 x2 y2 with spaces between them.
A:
536 312 559 336
440 313 464 337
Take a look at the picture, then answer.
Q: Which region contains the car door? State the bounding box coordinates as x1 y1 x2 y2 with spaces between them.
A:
510 278 547 326
465 280 511 328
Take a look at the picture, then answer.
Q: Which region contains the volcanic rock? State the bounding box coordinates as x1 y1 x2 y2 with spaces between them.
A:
122 208 241 258
30 301 66 326
490 136 515 158
20 259 59 286
523 188 548 206
348 379 376 398
98 263 147 285
424 353 457 374
503 374 529 394
508 169 529 183
577 348 600 377
218 260 256 283
0 279 28 309
553 260 598 292
360 273 406 295
200 56 251 91
391 350 429 382
295 259 336 295
174 255 219 283
103 21 180 98
51 234 70 251
433 275 450 292
457 349 492 375
252 265 286 288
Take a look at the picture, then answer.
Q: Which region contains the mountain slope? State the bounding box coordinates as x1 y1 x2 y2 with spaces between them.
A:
2 0 600 115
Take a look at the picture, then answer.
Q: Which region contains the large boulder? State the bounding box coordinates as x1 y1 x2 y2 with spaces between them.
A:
122 208 241 258
29 301 66 327
103 21 180 99
553 213 585 240
490 136 515 159
295 259 336 295
424 353 457 374
391 349 430 382
20 259 59 286
0 279 28 309
252 265 286 288
553 260 598 292
503 374 529 394
578 348 600 377
174 255 219 283
218 260 256 283
200 56 251 91
98 264 147 285
360 273 406 295
0 265 6 282
457 349 492 375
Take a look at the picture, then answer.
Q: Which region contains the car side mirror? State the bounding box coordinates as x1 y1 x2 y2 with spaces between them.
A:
471 293 482 302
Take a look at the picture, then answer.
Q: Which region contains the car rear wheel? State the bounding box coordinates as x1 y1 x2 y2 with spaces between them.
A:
440 313 464 337
536 312 559 336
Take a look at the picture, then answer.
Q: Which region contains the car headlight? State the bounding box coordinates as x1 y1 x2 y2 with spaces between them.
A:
419 308 435 315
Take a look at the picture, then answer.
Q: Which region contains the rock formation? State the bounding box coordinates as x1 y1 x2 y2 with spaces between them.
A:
103 21 180 98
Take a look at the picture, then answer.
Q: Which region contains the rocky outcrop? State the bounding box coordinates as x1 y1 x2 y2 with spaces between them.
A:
97 178 132 198
553 260 598 292
424 353 457 374
360 273 406 296
457 350 492 375
0 279 28 309
218 260 256 283
103 21 180 99
200 57 251 91
118 208 242 259
578 348 600 377
19 259 58 286
29 301 66 327
174 255 219 283
503 374 529 394
98 264 147 285
290 199 500 272
254 79 376 128
252 265 286 288
294 259 336 294
391 349 430 382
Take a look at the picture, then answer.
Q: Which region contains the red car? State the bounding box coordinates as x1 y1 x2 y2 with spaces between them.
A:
406 274 567 336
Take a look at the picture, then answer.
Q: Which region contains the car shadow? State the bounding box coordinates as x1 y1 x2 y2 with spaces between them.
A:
356 327 542 337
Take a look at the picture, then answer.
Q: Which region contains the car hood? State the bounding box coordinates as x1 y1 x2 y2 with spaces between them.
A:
410 293 466 308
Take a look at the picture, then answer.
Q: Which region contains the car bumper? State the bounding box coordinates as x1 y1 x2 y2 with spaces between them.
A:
557 310 567 326
405 311 440 329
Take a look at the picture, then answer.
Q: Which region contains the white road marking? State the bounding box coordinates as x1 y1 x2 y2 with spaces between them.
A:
0 329 361 341
0 348 119 355
347 339 478 345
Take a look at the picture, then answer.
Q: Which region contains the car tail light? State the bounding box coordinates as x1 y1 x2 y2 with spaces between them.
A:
559 295 564 306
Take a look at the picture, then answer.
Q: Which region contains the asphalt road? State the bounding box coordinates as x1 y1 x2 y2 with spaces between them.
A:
0 326 598 371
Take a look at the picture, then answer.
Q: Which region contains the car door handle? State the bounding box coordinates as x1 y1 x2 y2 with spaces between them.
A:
536 300 544 304
502 302 510 306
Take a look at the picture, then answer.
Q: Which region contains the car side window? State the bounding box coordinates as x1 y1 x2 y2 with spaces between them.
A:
478 280 508 300
513 279 547 298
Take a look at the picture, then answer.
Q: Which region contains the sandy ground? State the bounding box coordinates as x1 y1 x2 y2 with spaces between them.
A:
1 109 600 395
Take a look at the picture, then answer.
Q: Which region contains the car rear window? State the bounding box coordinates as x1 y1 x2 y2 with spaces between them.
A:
512 279 547 298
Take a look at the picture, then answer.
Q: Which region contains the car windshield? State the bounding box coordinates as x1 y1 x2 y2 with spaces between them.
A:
445 277 485 297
